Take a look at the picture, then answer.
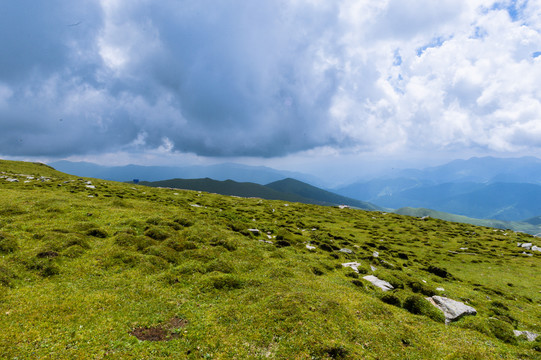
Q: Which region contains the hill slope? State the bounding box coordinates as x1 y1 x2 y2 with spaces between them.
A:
266 178 382 211
140 177 383 211
1 159 540 359
394 207 541 236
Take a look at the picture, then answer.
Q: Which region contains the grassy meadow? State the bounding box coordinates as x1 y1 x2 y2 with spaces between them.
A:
0 160 540 359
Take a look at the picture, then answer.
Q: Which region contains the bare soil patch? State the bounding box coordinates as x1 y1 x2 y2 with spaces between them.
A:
129 317 188 341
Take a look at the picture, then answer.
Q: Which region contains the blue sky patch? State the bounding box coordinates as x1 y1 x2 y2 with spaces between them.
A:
417 37 447 56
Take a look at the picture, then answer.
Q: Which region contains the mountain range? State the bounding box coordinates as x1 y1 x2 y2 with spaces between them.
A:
140 177 382 211
334 156 541 221
49 156 541 227
49 160 322 186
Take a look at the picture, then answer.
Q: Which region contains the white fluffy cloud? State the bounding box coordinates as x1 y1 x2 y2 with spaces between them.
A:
0 0 540 161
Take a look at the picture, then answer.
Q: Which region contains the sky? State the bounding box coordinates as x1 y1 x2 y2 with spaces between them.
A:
1 0 541 182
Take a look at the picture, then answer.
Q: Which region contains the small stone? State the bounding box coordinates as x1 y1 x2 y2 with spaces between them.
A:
521 243 533 250
362 275 394 291
5 178 19 182
339 248 353 254
370 265 377 272
86 185 96 189
372 251 379 258
247 229 260 234
306 244 316 250
513 330 539 342
436 287 445 292
532 245 541 252
342 262 362 273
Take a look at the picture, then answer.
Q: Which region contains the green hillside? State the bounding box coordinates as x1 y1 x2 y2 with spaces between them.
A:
266 178 382 211
139 177 382 211
395 207 541 236
1 159 540 359
139 178 312 203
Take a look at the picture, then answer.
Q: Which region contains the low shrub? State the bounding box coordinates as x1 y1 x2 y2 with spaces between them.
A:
0 232 19 253
144 227 170 241
203 273 243 290
163 238 197 252
86 228 108 238
174 218 194 227
209 238 237 251
0 265 17 287
403 294 445 323
206 259 235 274
62 245 85 258
25 257 60 277
380 293 402 307
144 246 179 264
408 280 437 297
425 265 452 279
487 318 517 344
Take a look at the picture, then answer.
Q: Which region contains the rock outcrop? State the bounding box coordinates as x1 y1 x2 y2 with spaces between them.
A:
427 296 476 323
362 275 393 291
513 330 539 342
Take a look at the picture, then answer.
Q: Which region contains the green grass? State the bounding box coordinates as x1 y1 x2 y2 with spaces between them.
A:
1 159 540 359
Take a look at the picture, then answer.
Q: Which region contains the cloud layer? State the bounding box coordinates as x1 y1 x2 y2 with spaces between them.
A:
1 0 540 159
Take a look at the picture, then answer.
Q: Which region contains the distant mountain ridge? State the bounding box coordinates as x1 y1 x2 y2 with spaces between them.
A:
49 160 324 186
334 156 541 222
140 177 382 211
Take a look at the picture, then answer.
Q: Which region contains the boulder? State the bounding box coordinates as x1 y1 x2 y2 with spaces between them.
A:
521 243 533 250
362 275 393 291
427 296 476 323
513 330 539 342
532 245 541 252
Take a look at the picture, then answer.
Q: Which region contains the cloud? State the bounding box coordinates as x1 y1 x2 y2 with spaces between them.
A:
0 0 540 160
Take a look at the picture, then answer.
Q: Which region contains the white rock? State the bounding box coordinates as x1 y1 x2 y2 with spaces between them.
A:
428 296 477 323
6 178 19 182
532 245 541 252
247 229 260 234
86 185 96 189
513 330 539 342
190 204 202 207
306 244 316 250
363 275 394 291
339 248 353 254
436 287 445 292
370 265 377 272
372 251 379 258
521 243 533 250
342 262 361 273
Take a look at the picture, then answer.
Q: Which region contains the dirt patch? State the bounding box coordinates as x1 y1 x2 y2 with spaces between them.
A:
129 317 188 341
36 251 59 258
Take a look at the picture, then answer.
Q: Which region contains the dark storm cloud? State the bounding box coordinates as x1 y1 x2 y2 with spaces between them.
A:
0 0 350 158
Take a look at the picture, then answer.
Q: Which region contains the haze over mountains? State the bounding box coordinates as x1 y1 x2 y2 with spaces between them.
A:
334 157 541 221
50 156 541 226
